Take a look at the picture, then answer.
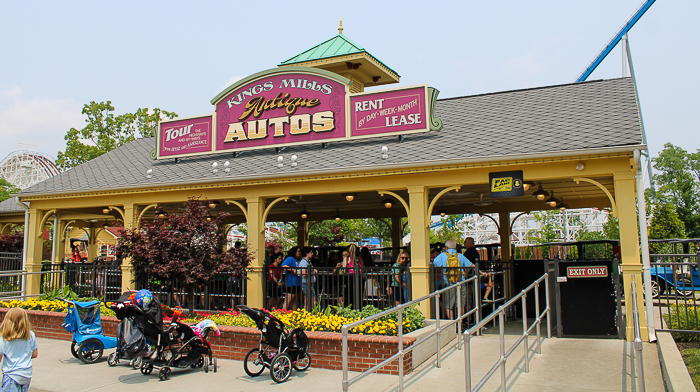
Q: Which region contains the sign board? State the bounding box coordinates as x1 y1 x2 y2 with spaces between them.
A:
157 115 214 159
566 266 608 278
154 67 442 160
215 72 348 152
489 170 524 198
350 85 428 138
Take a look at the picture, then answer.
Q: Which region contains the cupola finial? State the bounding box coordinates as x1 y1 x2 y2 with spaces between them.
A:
338 18 343 34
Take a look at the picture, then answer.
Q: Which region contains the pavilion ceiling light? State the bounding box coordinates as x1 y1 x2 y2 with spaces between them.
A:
299 208 308 220
438 207 447 217
381 146 388 160
291 154 298 167
344 193 358 202
558 199 570 211
277 156 284 168
157 211 168 219
224 161 231 173
523 181 535 192
206 214 212 222
102 208 110 214
545 192 559 207
103 220 109 230
532 184 549 201
382 198 393 209
333 210 342 222
208 200 220 209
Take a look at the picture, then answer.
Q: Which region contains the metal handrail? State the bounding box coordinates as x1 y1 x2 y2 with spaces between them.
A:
464 273 550 391
0 269 65 301
631 275 646 392
341 274 481 391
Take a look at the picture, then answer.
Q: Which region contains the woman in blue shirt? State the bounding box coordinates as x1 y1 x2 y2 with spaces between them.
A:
281 247 301 310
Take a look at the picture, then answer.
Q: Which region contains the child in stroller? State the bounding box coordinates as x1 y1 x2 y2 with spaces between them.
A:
237 305 311 383
123 290 220 381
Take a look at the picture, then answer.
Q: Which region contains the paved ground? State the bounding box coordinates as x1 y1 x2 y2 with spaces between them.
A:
25 332 665 392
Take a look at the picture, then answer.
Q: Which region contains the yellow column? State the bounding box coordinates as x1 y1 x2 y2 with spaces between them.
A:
614 171 648 341
121 204 136 291
246 197 265 308
57 220 67 262
408 186 430 316
297 221 309 247
25 209 45 296
498 212 513 299
392 217 402 261
87 227 97 263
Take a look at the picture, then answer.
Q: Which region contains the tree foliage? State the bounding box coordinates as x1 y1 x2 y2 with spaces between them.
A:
649 143 700 237
0 232 23 252
648 202 686 254
429 215 465 243
117 197 251 293
56 101 177 170
0 179 20 201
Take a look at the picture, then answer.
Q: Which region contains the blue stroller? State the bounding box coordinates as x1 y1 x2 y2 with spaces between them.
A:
61 299 118 364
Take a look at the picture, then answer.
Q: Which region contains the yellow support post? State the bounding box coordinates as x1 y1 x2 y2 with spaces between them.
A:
614 172 648 341
392 217 402 262
408 186 430 316
121 204 136 291
246 197 265 308
25 209 45 297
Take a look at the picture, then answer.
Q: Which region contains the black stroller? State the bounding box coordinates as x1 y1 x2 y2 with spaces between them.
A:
237 305 311 383
134 298 218 381
106 291 151 369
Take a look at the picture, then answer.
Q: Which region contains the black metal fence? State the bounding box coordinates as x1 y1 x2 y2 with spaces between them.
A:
0 252 22 272
136 271 247 311
263 265 410 311
650 253 700 334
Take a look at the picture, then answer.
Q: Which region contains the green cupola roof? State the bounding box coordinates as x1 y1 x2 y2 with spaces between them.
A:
278 19 400 93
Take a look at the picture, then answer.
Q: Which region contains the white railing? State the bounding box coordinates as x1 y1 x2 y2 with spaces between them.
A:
341 275 481 391
0 269 65 301
630 275 645 392
464 273 550 391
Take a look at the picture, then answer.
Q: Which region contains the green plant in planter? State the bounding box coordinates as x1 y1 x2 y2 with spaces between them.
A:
665 303 700 342
41 286 80 301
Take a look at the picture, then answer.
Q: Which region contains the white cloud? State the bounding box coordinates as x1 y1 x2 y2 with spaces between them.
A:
0 98 83 159
3 87 22 98
221 75 244 91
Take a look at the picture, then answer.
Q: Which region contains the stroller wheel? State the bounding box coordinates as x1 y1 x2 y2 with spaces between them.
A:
213 358 217 373
130 357 143 369
70 341 79 359
293 353 312 372
158 366 171 381
140 362 154 375
107 352 118 367
77 339 104 364
270 353 292 383
191 357 204 369
243 348 265 377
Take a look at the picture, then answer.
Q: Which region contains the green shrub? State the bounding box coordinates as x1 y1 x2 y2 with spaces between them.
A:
665 303 700 342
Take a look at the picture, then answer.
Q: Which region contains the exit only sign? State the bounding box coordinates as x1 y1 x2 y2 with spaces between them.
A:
566 266 608 278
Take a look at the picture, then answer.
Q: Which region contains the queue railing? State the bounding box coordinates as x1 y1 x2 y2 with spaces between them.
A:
464 273 550 391
0 269 65 301
630 275 646 392
341 275 480 391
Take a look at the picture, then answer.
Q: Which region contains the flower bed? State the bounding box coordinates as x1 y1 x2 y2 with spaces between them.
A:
0 300 425 337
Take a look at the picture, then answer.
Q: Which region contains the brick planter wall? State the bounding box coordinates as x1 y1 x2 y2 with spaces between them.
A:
0 308 415 375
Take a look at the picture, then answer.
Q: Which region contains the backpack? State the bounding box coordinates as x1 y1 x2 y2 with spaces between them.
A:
445 251 463 284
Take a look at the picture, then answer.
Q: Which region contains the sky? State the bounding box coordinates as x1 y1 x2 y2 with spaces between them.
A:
1 0 698 169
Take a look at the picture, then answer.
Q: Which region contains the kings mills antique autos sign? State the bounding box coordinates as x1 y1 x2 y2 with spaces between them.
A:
155 67 442 159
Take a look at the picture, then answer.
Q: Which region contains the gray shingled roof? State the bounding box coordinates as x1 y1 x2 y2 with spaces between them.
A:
0 198 25 213
18 77 643 197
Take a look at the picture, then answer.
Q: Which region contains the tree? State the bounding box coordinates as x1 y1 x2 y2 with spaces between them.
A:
0 232 23 252
117 197 251 311
649 143 700 237
0 179 20 201
56 101 177 170
429 215 464 243
648 202 686 254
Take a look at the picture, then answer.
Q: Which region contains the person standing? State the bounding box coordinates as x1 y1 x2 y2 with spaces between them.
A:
344 244 364 309
267 252 284 309
0 308 39 392
298 247 318 310
433 240 472 319
282 247 302 310
387 251 410 306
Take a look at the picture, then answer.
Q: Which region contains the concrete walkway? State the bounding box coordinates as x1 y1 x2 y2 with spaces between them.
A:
25 333 667 392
